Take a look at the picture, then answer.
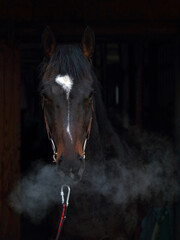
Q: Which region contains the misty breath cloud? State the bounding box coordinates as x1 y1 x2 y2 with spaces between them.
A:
9 163 61 222
9 133 179 222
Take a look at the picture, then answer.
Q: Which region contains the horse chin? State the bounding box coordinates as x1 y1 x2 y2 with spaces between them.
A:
57 168 84 185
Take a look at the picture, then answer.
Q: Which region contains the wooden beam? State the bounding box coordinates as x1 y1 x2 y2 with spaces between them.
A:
0 44 21 240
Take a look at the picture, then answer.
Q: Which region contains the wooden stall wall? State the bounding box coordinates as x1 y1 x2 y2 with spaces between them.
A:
0 44 21 240
0 0 180 39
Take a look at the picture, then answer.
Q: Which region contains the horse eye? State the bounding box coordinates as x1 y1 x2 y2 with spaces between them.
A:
89 90 94 98
42 93 50 102
89 91 94 101
89 95 93 103
87 95 93 107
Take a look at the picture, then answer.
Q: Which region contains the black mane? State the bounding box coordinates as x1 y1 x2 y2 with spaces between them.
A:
41 44 93 83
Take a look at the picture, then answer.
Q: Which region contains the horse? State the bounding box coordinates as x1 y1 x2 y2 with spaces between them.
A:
40 27 177 240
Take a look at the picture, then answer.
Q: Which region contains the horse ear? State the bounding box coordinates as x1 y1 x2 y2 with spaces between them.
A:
81 26 95 59
42 26 56 58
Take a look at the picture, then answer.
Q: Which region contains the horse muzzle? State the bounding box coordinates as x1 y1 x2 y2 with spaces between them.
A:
57 154 85 182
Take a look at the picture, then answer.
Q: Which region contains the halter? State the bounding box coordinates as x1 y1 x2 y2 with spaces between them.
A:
42 97 94 162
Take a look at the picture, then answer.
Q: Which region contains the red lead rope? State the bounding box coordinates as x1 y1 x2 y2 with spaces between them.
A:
55 185 71 240
55 204 66 240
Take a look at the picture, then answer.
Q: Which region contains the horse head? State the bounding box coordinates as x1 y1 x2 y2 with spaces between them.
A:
40 27 95 181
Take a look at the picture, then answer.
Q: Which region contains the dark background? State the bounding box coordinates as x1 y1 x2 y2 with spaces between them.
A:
0 0 180 239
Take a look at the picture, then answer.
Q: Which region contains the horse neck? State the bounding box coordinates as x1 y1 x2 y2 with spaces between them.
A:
88 77 125 164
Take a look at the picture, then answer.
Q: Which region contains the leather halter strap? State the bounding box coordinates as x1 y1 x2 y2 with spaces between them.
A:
87 102 94 139
42 97 50 139
42 98 57 162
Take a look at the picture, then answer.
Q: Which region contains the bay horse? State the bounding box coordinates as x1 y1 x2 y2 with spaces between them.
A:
40 27 176 240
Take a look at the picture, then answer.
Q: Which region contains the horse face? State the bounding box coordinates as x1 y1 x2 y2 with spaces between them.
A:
41 27 95 181
41 77 93 180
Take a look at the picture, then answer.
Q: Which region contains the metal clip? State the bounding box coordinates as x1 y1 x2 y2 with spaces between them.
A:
61 184 71 206
53 153 57 163
83 138 88 159
50 138 57 162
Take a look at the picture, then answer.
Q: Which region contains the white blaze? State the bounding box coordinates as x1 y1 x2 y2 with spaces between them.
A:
55 74 73 141
55 74 73 99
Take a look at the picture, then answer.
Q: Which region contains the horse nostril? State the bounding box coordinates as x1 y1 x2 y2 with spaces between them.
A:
78 154 84 162
58 155 63 165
